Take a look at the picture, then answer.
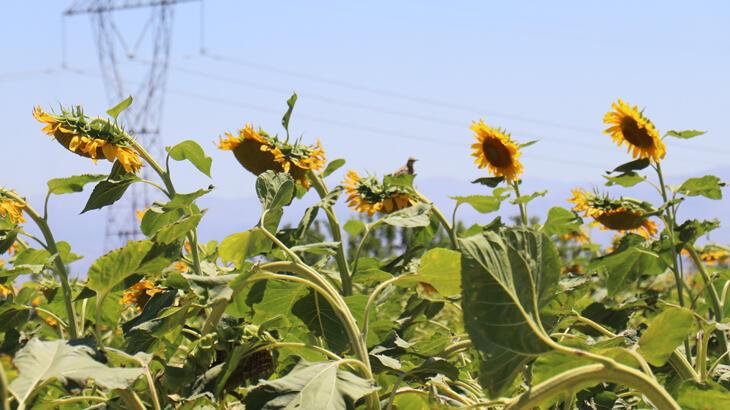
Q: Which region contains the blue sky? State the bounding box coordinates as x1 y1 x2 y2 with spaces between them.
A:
1 1 728 271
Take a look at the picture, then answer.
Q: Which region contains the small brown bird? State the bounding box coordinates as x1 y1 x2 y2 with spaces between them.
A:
390 157 418 176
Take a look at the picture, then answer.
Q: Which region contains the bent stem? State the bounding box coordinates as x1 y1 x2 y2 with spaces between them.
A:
308 172 353 295
504 363 680 410
8 192 79 339
414 190 457 249
123 135 203 275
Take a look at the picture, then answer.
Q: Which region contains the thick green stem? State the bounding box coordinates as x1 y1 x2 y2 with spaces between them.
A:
308 172 352 295
686 246 729 359
9 194 79 339
414 191 457 249
504 363 680 410
655 163 686 307
512 181 528 226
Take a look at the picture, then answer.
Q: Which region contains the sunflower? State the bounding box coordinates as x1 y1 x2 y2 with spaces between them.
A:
342 170 416 216
561 229 590 244
603 99 665 162
217 123 325 187
120 280 163 310
0 193 25 225
697 245 729 266
33 106 143 173
470 120 523 182
0 284 12 298
569 188 657 238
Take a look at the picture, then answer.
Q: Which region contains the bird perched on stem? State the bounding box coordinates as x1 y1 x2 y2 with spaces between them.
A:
390 157 418 176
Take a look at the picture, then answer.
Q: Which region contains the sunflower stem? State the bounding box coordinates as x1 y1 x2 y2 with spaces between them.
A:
308 172 352 295
6 192 79 339
414 191 457 250
512 181 528 226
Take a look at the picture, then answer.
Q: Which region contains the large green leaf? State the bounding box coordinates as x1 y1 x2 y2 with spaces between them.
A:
380 203 432 228
219 229 272 268
451 195 502 214
542 207 582 236
589 236 662 295
638 307 695 366
256 171 294 210
244 360 377 410
292 291 357 354
459 227 560 397
9 339 143 407
46 174 107 195
678 175 725 200
166 140 212 177
677 381 730 409
153 212 203 244
86 240 154 298
398 248 461 297
82 162 141 213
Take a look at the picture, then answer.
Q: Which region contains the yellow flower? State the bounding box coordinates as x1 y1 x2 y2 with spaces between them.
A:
0 284 12 298
0 194 25 225
561 229 590 244
697 245 729 266
342 170 415 216
33 106 143 173
121 280 163 310
174 261 188 273
569 189 657 238
470 120 523 183
603 99 665 162
217 123 325 187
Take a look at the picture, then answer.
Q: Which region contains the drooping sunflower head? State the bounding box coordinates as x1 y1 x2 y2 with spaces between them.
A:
33 106 143 173
603 99 665 162
470 120 523 183
697 245 729 266
569 188 657 238
0 193 25 225
342 170 416 216
217 123 325 187
120 280 163 310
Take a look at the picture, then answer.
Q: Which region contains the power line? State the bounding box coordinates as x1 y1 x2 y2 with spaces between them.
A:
202 51 730 157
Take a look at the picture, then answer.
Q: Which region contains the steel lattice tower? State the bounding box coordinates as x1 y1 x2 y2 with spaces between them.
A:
64 0 200 248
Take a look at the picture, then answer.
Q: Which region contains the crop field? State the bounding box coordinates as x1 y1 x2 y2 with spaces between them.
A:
0 94 728 410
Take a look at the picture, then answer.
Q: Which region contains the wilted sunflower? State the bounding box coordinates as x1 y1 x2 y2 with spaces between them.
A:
121 280 163 310
0 194 25 225
570 188 658 238
603 99 665 162
217 123 325 187
342 170 415 216
470 120 523 182
33 106 143 173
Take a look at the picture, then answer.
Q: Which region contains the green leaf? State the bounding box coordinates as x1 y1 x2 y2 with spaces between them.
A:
166 140 212 178
608 158 651 174
163 188 213 210
352 258 392 285
471 176 505 187
154 212 203 244
47 174 107 195
678 175 725 200
665 129 706 139
451 195 501 214
677 219 720 244
219 229 271 268
244 360 377 410
459 228 560 397
106 96 133 120
292 291 353 354
518 139 539 148
281 92 298 135
323 158 346 177
82 164 141 213
140 206 181 237
383 173 415 189
256 171 294 210
380 203 432 228
9 339 143 407
250 280 309 326
86 240 154 298
589 239 662 295
399 248 461 297
638 307 695 366
510 190 547 205
343 219 366 237
677 380 730 410
603 172 645 187
542 207 582 236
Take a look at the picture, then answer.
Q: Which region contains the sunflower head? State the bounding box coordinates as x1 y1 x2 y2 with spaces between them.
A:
697 245 729 266
569 188 657 238
342 170 416 216
470 120 523 183
603 99 665 162
217 123 325 187
0 284 12 299
0 193 25 225
121 280 163 310
561 228 590 244
33 106 143 173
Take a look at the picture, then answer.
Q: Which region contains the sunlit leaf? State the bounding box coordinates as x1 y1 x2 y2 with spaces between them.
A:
665 129 706 139
106 95 133 120
47 174 107 195
678 175 725 200
638 307 695 366
166 140 213 178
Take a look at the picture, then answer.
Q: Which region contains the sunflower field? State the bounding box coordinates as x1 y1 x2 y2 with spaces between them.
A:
0 94 728 409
